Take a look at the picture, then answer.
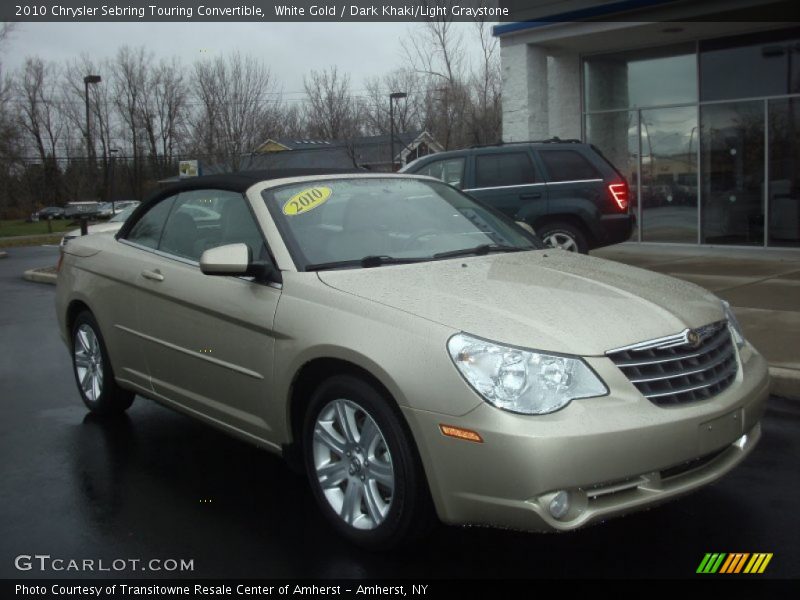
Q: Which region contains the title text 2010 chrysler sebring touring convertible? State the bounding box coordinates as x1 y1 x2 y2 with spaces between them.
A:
56 170 769 548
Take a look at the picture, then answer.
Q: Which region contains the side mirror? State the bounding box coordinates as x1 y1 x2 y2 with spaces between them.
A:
200 243 252 276
200 243 282 283
516 221 536 235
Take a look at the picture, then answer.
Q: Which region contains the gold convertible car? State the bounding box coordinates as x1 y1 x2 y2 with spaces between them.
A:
56 170 769 548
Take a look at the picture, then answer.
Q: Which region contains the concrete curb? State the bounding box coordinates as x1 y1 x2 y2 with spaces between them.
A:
770 367 800 401
22 267 57 285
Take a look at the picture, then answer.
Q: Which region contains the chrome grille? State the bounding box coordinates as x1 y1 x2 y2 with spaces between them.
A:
607 321 738 406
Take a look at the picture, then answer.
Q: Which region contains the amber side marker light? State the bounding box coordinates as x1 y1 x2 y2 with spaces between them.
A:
439 424 484 443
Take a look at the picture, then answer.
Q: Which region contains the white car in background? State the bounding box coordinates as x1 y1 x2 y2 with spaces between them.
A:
60 205 138 249
97 200 140 219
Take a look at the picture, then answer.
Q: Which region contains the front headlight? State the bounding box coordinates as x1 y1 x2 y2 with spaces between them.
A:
447 333 607 415
722 300 746 348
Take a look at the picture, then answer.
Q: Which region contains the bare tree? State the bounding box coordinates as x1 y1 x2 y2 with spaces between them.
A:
140 57 187 170
191 52 282 170
113 46 149 198
303 66 362 140
402 17 471 149
402 15 465 86
0 23 16 49
61 55 115 201
363 69 422 136
274 102 307 139
467 18 502 145
16 58 64 161
16 57 66 208
0 23 21 218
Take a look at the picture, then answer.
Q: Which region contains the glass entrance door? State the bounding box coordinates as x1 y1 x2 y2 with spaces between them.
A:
640 106 699 242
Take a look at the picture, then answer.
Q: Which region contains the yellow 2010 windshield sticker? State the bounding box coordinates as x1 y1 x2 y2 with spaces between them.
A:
282 186 332 216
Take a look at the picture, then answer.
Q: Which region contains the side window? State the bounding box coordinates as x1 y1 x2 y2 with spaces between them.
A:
475 152 536 188
416 158 466 189
159 189 265 262
539 150 602 182
125 194 178 249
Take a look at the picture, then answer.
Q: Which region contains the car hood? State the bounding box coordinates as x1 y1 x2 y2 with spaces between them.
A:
317 250 724 356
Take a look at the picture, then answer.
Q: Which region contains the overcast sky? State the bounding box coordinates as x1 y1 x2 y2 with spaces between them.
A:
3 22 487 101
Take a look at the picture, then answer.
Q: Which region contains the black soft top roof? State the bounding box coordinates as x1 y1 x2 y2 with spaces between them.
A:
156 168 365 196
117 168 366 239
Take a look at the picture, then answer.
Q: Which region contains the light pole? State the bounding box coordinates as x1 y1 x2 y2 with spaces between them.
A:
389 92 407 171
83 75 101 180
109 148 119 214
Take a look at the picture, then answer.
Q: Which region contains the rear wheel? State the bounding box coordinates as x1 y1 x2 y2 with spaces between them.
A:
71 311 134 415
303 375 434 549
538 221 589 254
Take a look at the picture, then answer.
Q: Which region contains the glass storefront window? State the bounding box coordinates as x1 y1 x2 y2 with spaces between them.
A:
583 29 800 247
584 44 697 111
768 98 800 247
700 101 765 245
640 107 698 242
700 28 800 102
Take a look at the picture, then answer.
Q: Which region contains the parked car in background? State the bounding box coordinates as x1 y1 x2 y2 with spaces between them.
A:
97 200 140 219
60 205 137 249
57 170 767 549
97 203 113 219
35 206 66 220
402 138 634 253
64 201 101 220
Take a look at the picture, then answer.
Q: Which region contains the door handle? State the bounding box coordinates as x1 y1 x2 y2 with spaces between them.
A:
141 269 164 282
519 192 542 199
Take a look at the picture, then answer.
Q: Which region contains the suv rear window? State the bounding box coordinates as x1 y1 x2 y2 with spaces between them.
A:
475 152 536 188
539 150 601 182
415 157 466 188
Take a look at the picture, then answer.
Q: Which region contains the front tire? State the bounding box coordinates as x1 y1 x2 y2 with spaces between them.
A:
71 311 134 415
302 375 434 549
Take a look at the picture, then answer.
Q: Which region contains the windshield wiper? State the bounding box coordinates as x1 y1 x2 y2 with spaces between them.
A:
306 255 428 271
433 244 532 259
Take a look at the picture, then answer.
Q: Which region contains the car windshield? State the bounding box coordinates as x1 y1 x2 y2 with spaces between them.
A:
109 206 136 223
262 177 540 270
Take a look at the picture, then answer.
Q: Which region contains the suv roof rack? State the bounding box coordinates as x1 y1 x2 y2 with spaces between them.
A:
468 137 582 149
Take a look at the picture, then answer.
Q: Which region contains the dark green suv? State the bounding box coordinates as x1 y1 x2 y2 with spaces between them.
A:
401 139 634 253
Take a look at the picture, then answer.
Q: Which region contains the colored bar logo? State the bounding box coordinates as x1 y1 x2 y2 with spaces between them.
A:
696 553 773 574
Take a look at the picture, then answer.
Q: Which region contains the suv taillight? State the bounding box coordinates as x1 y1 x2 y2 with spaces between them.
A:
608 182 629 211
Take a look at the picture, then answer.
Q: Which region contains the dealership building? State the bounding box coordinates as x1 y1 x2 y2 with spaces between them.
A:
495 0 799 247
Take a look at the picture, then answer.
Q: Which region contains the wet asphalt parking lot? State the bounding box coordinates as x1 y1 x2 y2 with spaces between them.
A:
1 245 798 580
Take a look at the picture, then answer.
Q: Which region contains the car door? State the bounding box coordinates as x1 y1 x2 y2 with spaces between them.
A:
123 188 281 442
464 150 548 224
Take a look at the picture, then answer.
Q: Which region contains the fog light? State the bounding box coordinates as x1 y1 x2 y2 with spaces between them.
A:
734 433 748 449
549 490 570 520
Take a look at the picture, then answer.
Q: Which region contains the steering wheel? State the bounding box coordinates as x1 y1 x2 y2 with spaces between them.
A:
402 229 441 250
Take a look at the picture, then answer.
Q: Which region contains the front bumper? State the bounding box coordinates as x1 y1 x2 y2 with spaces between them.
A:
402 345 769 532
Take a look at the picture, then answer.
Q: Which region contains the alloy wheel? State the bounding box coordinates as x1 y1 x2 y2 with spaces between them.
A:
312 398 394 530
74 323 104 402
543 232 579 252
